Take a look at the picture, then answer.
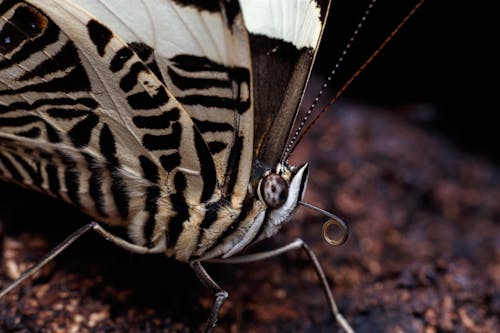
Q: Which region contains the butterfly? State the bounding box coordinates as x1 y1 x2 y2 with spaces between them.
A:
0 0 353 331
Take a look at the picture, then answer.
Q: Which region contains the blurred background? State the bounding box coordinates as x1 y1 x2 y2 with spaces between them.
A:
1 1 498 332
315 0 497 160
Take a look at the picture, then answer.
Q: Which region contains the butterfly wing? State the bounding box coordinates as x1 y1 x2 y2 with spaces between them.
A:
70 0 254 208
0 0 218 241
240 0 332 166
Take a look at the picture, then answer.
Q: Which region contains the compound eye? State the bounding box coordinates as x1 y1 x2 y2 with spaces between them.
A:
260 173 289 208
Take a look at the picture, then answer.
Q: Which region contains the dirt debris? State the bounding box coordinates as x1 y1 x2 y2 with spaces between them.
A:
1 105 499 332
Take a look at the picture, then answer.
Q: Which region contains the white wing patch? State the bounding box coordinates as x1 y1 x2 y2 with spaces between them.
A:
240 0 323 48
72 0 232 64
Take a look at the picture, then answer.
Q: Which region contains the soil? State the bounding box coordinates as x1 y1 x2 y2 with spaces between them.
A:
1 105 499 333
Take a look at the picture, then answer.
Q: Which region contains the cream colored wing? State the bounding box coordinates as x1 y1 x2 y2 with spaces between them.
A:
71 0 254 209
0 0 218 245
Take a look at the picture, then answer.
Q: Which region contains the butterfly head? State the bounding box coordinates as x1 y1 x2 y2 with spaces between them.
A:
256 163 309 210
251 161 348 246
248 162 309 242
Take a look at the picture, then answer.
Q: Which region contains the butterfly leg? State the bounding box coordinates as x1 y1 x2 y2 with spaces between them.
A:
0 221 157 299
213 238 355 333
0 222 95 298
190 260 228 333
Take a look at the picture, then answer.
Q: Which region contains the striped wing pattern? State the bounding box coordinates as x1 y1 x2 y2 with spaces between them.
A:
0 0 220 252
70 0 254 210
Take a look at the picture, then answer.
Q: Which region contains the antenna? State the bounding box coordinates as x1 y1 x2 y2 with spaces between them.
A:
283 0 378 163
285 0 426 161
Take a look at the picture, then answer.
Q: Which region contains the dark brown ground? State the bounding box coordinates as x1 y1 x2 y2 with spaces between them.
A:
0 105 499 332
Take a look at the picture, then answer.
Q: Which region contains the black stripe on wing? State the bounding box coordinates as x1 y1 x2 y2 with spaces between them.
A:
170 1 239 26
99 124 129 219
